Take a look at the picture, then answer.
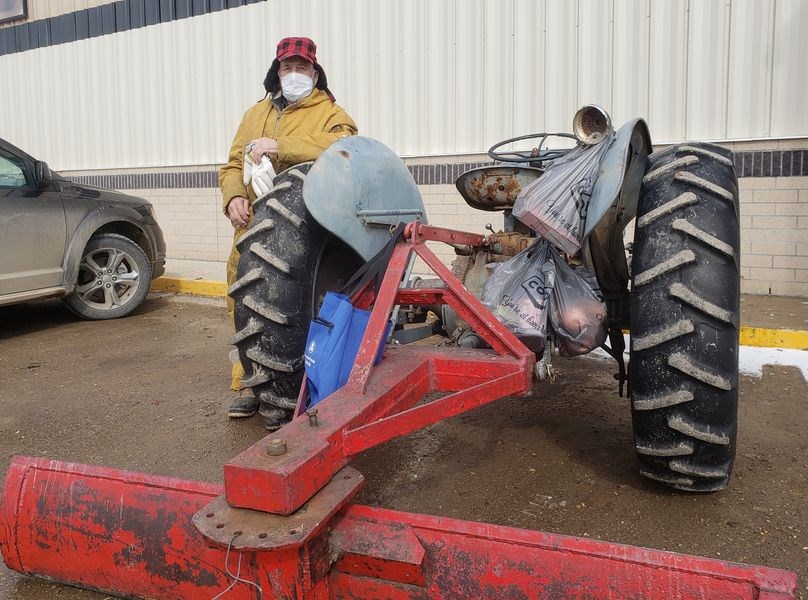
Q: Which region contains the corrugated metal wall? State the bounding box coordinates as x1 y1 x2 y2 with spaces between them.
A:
1 0 805 171
0 1 108 28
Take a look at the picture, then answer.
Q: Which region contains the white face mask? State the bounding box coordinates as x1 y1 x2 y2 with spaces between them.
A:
281 72 314 103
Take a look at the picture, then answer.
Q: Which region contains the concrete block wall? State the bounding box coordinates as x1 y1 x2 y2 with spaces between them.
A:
414 184 504 276
134 187 231 264
738 176 808 296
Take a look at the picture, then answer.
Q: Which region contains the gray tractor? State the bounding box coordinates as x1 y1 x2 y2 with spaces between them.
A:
230 106 740 492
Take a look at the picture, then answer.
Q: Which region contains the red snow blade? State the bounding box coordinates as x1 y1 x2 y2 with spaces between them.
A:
1 456 797 599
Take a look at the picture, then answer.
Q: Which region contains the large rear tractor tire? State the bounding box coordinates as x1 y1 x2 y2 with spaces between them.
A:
630 142 740 492
229 163 363 427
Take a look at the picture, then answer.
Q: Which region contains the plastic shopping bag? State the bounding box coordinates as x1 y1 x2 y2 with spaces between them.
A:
481 240 554 353
547 250 607 357
513 134 613 255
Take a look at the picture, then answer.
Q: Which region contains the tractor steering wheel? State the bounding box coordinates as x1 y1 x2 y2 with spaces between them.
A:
488 132 579 165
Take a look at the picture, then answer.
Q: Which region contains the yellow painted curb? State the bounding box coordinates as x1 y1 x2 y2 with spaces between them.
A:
739 326 808 351
152 277 227 297
152 277 808 350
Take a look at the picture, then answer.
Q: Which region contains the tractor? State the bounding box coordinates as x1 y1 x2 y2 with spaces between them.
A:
231 105 740 493
3 106 774 600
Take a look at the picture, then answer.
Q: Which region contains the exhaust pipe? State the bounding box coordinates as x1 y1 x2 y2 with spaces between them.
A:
572 105 613 145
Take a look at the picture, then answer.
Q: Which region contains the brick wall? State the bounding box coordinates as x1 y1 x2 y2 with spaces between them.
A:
62 140 808 298
738 176 808 295
414 183 504 274
134 187 231 264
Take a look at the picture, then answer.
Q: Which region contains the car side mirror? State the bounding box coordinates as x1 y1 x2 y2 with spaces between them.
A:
34 161 53 189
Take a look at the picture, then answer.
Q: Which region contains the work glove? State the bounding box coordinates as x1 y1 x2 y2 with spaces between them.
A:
242 151 277 198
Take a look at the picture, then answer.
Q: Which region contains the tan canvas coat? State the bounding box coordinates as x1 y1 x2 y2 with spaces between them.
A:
219 88 357 213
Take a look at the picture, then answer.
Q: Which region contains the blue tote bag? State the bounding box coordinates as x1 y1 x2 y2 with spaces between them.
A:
304 224 404 407
303 292 388 407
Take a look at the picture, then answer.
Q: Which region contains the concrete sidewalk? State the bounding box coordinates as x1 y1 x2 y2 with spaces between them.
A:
152 258 808 350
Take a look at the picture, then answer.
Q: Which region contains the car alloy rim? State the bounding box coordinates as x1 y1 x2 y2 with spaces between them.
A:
76 247 140 310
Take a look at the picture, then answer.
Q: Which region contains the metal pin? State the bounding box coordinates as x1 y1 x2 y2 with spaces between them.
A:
306 408 318 427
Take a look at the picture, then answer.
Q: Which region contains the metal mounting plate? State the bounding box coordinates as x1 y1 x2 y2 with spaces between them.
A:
193 466 364 550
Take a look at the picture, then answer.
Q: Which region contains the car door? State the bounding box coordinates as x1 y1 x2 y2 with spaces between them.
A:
0 144 67 296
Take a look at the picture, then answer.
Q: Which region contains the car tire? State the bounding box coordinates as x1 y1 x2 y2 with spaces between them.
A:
629 142 740 492
62 233 152 320
230 163 363 425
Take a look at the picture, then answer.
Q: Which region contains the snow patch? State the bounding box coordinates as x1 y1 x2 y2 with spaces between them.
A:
738 346 808 382
588 334 807 383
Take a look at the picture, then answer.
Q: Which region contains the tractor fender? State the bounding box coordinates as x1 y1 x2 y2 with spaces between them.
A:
303 136 427 261
583 118 652 239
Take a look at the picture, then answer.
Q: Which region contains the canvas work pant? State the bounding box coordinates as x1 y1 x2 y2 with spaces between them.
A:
227 226 246 391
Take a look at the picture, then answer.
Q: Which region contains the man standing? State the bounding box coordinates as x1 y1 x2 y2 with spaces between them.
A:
219 37 357 421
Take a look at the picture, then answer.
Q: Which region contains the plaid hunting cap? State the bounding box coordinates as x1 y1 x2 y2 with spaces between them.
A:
276 37 318 64
264 36 334 101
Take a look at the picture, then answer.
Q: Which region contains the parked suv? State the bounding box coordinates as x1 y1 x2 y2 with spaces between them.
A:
0 138 166 319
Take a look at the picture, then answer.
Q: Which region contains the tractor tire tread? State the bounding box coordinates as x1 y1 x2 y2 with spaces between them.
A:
229 162 320 417
630 142 740 492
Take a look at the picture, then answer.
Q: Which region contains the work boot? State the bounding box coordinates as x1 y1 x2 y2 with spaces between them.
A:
259 402 292 432
228 393 259 418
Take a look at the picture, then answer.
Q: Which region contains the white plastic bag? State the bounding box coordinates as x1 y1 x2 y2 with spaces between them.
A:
547 250 607 357
513 135 613 255
481 240 554 353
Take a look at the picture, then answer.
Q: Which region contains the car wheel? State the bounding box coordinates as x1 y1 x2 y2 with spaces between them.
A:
62 233 152 320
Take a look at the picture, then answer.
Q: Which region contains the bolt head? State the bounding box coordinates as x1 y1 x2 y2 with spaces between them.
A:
266 438 287 456
306 408 318 417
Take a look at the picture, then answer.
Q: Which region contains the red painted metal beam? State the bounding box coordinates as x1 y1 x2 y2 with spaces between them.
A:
2 456 797 599
403 222 486 247
346 241 413 394
410 239 531 363
342 365 527 455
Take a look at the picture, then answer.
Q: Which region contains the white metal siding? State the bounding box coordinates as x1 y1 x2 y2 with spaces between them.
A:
0 0 109 28
1 0 805 171
686 0 730 140
727 0 775 138
771 0 808 138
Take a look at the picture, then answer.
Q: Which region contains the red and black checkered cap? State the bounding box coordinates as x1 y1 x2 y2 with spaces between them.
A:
276 37 318 64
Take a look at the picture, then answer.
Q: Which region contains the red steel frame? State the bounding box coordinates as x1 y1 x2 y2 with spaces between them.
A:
0 223 798 599
223 222 535 516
